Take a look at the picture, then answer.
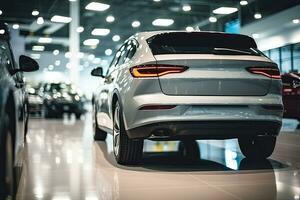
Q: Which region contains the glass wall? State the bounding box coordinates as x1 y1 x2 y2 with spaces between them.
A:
263 42 300 74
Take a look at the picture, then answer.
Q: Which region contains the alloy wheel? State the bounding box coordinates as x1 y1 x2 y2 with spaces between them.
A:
113 104 120 157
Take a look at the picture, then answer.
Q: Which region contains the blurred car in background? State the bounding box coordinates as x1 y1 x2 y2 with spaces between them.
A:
26 84 44 116
42 83 85 119
282 73 300 120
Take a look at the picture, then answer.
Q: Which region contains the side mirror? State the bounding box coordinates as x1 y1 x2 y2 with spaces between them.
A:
91 67 104 77
19 55 39 72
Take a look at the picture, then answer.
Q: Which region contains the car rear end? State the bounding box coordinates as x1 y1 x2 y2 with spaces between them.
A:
123 31 283 140
282 73 300 120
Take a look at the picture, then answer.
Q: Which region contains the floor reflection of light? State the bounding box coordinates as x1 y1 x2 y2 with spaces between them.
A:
66 149 73 164
85 194 98 200
33 153 41 164
55 156 61 164
34 186 44 199
224 149 238 170
52 195 71 200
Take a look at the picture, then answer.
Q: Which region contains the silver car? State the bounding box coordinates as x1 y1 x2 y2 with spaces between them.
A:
91 31 283 165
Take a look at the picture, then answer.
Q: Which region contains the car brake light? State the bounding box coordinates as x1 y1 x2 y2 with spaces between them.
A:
247 67 281 79
130 64 188 78
139 105 177 110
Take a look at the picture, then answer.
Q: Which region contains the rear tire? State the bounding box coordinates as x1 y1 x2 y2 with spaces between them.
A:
113 101 143 165
0 114 15 200
238 136 276 160
178 139 200 161
93 110 107 141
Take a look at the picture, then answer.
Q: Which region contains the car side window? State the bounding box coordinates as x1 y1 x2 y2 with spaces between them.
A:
117 42 128 66
0 40 15 74
125 39 138 62
106 49 122 76
106 42 128 76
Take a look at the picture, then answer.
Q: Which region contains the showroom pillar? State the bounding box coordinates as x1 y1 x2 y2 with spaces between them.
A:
69 0 80 85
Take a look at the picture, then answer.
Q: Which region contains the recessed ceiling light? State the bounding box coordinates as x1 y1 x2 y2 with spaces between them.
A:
51 15 72 23
252 33 259 39
182 5 191 12
30 54 41 60
105 49 113 56
240 0 248 6
12 24 19 29
152 19 174 26
91 28 110 36
112 35 120 42
85 2 110 11
77 52 84 58
292 19 300 24
76 26 84 33
93 58 101 64
186 26 194 32
32 45 45 51
53 49 60 55
153 0 160 2
66 63 71 69
32 10 39 16
38 37 52 43
88 54 95 60
209 16 217 23
55 60 61 66
37 17 44 25
132 21 141 28
48 65 54 71
65 52 71 58
213 7 238 15
254 13 262 19
83 39 100 46
69 0 76 1
0 10 2 15
0 29 5 35
106 15 115 23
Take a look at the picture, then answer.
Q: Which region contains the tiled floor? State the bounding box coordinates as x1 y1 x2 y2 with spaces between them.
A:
16 115 300 200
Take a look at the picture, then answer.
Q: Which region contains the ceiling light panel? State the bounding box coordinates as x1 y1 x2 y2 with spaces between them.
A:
32 10 39 16
182 5 191 12
32 45 45 51
37 17 44 25
106 15 115 23
152 19 174 26
112 35 120 42
85 2 110 11
83 39 100 46
91 28 110 36
51 15 72 23
213 7 238 15
132 21 141 28
38 37 52 43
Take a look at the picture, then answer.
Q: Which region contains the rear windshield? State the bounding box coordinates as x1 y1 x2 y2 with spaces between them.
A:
147 32 263 56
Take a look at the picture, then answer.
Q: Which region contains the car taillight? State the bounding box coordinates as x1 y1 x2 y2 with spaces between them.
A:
247 67 281 79
130 64 188 78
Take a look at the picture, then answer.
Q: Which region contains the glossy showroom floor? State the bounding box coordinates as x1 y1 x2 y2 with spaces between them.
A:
16 114 300 200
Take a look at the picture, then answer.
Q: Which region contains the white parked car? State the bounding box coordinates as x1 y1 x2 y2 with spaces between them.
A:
91 31 283 165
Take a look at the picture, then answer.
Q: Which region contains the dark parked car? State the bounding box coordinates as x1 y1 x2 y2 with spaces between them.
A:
0 22 39 199
282 73 300 120
43 83 85 119
26 84 44 116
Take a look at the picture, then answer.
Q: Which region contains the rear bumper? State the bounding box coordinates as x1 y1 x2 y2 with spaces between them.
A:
127 120 282 140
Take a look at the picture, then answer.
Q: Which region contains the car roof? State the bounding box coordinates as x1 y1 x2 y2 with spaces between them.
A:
133 30 253 41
